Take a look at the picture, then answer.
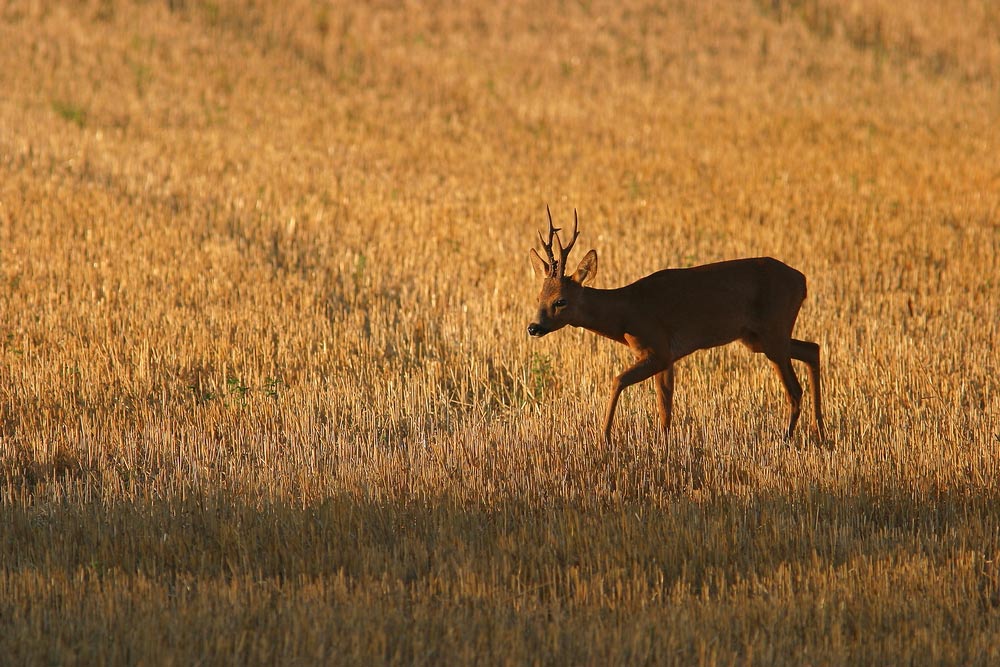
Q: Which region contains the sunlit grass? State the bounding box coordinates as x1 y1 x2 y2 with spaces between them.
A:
0 0 998 664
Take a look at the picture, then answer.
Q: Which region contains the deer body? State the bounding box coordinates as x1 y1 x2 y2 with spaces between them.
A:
528 209 824 445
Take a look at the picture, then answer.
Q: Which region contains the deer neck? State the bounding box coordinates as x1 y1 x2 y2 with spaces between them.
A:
573 286 629 343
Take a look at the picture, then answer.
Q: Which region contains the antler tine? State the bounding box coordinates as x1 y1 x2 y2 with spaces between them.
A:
546 204 559 234
555 208 580 273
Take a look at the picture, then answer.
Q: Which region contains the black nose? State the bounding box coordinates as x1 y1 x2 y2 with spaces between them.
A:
527 323 547 337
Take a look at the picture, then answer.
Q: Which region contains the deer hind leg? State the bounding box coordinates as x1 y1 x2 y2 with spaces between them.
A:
653 365 675 444
790 339 824 439
603 356 667 446
761 341 803 440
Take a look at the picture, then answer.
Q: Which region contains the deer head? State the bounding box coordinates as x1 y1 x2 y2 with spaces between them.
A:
527 206 598 337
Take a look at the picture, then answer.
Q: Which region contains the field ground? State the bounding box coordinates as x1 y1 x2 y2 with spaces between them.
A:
1 0 999 664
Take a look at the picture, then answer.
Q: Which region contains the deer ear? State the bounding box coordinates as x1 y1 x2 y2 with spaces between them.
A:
529 248 550 277
571 249 598 285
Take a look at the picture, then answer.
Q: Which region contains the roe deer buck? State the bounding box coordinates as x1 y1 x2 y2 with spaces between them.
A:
527 207 823 445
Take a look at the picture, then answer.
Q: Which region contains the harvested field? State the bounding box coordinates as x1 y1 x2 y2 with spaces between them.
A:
1 1 999 664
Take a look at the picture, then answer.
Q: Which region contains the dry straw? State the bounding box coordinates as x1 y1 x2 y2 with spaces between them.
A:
0 0 998 664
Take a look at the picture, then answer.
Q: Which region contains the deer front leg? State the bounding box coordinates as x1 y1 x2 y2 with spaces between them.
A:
654 365 674 443
603 356 667 446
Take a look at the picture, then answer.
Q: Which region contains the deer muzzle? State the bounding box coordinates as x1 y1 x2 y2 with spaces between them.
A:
527 323 549 337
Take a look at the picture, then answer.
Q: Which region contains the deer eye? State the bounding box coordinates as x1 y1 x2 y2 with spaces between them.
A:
553 298 568 308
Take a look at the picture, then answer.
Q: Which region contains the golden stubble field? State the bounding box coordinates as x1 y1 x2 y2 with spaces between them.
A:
1 0 999 664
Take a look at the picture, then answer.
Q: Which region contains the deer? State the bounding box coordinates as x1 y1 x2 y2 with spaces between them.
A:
527 207 824 446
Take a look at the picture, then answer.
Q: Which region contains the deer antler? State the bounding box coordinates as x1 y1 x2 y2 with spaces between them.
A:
538 204 560 276
537 206 581 277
